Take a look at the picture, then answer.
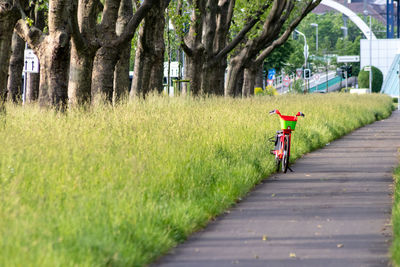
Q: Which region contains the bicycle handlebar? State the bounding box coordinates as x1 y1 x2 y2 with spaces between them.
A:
269 109 305 117
297 112 305 117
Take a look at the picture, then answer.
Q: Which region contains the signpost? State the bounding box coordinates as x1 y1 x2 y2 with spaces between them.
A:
337 55 360 63
267 69 276 80
267 69 276 87
24 49 39 73
283 75 290 87
23 48 39 104
296 68 303 78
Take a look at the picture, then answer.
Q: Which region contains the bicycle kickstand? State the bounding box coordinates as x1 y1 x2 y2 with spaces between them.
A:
288 166 294 172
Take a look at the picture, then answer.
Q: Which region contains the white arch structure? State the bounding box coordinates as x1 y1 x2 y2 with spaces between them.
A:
321 0 377 40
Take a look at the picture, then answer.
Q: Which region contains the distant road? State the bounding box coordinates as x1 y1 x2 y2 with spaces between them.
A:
276 71 338 94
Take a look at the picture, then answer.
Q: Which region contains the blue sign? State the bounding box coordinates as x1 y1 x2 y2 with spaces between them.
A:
267 69 276 80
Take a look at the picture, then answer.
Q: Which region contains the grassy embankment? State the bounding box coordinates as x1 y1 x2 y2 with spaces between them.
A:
0 94 393 266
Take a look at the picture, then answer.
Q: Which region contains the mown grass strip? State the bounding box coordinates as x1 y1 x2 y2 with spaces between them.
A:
0 94 393 266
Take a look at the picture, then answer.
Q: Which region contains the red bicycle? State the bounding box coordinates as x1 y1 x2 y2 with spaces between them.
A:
269 109 305 173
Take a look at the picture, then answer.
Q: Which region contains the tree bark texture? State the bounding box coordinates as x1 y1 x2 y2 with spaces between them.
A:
242 65 257 97
0 0 19 101
113 0 132 102
130 0 169 98
68 0 103 106
7 31 24 102
254 63 263 89
15 0 72 108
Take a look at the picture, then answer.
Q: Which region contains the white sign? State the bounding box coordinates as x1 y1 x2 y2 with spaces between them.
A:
24 49 39 73
364 66 371 71
337 55 360 63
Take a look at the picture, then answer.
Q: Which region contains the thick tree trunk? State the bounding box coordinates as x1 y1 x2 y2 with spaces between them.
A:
255 63 263 89
201 60 226 95
184 53 203 95
92 47 119 103
225 57 244 96
37 35 70 108
68 0 103 106
15 0 72 108
68 44 94 105
130 0 168 98
7 32 24 102
0 1 19 100
113 45 130 101
113 0 132 102
242 66 257 97
91 0 155 104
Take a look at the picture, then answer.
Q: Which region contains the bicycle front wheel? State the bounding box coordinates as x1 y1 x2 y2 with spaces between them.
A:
282 135 290 173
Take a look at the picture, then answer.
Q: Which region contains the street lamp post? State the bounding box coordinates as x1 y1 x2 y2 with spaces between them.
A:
340 26 348 38
364 10 372 93
294 29 308 92
369 15 372 93
310 23 318 53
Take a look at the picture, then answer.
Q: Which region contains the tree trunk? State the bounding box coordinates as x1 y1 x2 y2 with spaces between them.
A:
242 65 257 97
92 47 119 103
113 45 131 101
184 52 203 95
113 0 132 102
225 57 245 96
68 44 95 105
15 0 72 108
37 35 70 108
7 31 24 102
26 1 45 103
0 1 19 101
68 0 103 106
130 0 168 98
91 0 155 104
255 63 263 89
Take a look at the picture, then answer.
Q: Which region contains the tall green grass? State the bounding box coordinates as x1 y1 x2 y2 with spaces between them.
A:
392 165 400 265
0 94 393 266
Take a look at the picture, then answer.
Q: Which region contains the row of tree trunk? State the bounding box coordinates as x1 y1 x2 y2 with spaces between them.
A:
0 0 321 109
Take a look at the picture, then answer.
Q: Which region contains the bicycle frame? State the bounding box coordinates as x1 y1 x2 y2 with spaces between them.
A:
270 109 304 173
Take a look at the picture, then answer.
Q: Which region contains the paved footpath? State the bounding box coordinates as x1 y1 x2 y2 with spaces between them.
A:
154 111 400 267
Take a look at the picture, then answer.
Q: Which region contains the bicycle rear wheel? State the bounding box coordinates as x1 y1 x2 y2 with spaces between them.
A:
282 135 290 173
274 137 281 172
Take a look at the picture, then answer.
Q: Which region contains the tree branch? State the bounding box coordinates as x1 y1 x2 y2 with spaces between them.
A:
70 0 88 52
213 2 271 62
14 18 43 51
255 0 322 64
174 0 194 56
113 0 157 48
